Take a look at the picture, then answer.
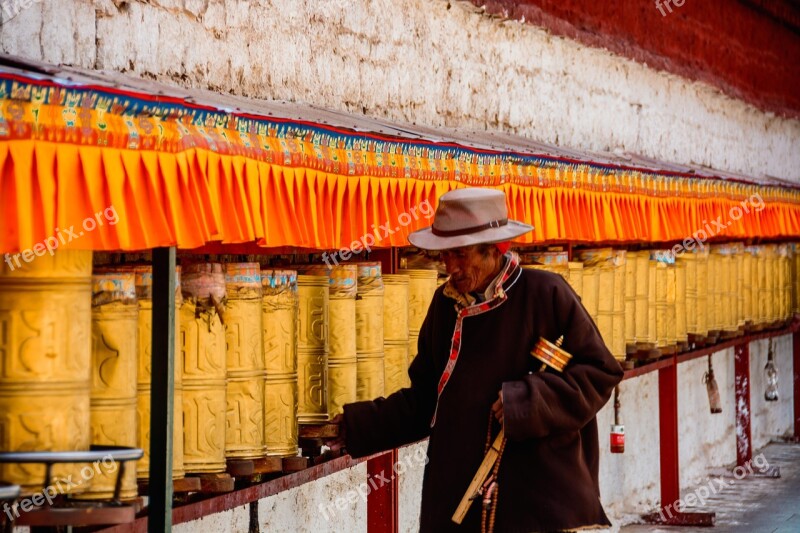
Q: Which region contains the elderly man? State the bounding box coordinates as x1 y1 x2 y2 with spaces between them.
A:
330 188 623 532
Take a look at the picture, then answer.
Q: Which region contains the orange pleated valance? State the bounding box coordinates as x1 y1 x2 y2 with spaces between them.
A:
0 71 798 254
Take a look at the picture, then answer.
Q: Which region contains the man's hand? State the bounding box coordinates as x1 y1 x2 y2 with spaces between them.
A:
323 414 347 454
491 390 504 425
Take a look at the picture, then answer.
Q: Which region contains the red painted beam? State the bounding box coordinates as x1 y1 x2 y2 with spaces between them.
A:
734 343 752 467
658 357 680 513
367 450 399 533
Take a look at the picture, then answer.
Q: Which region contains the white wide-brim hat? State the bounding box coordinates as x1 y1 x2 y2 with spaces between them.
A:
407 188 533 251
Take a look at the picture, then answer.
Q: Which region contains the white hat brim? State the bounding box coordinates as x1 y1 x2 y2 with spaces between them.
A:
407 220 533 251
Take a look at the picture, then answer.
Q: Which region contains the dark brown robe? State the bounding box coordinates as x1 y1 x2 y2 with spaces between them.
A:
343 263 624 532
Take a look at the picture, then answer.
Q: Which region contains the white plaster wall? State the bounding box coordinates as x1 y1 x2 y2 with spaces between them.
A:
397 440 427 533
677 349 737 490
0 0 798 181
258 462 367 533
598 371 660 528
173 506 250 533
750 335 794 450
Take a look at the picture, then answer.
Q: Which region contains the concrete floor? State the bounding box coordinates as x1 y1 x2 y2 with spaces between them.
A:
620 441 800 533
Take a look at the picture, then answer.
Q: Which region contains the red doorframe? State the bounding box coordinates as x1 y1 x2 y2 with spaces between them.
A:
734 343 752 466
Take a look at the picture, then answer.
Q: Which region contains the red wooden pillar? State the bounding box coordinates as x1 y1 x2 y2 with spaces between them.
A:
734 342 752 466
794 330 800 440
658 360 680 514
644 356 714 526
366 248 399 533
367 450 399 533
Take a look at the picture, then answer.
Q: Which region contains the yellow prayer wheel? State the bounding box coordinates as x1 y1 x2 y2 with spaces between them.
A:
675 260 687 346
777 245 790 320
181 263 228 473
741 249 754 327
665 263 677 348
611 251 626 360
134 265 185 480
397 268 437 339
623 253 636 349
296 275 329 423
224 263 265 459
766 245 778 323
262 270 299 457
355 263 385 401
755 246 768 325
631 252 651 346
85 270 139 500
705 251 720 334
567 261 584 297
683 254 699 335
383 275 410 395
695 248 710 336
0 250 93 495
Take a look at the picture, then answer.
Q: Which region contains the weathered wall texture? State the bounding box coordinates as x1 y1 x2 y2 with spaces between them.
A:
397 441 427 533
749 334 795 450
677 349 737 490
597 371 661 527
1 0 799 181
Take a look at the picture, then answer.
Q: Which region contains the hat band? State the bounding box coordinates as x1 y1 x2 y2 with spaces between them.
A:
430 218 508 237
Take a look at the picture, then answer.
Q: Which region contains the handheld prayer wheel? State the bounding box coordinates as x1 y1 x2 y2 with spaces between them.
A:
0 250 93 495
84 269 139 499
181 263 228 473
135 265 185 480
296 275 330 423
224 263 265 459
383 274 411 395
262 270 299 457
355 263 385 401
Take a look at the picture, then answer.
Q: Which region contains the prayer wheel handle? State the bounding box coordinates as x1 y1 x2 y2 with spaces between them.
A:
0 446 143 503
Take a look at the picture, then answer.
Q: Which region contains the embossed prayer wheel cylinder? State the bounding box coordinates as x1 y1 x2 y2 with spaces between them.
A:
632 252 650 344
675 261 688 344
765 245 778 322
567 262 584 298
647 259 657 346
262 270 299 457
623 252 636 346
383 275 410 395
224 263 265 459
706 251 721 333
296 275 330 423
695 249 710 336
611 251 626 360
741 250 754 326
653 260 670 349
297 264 358 417
181 263 228 473
684 254 699 334
755 246 768 325
135 265 185 480
397 268 437 335
84 270 139 499
355 263 385 401
0 250 93 495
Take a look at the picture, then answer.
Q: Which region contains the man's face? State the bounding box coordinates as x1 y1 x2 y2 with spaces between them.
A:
440 245 501 294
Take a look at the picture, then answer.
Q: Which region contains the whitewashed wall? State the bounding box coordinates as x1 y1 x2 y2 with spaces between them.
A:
597 371 661 526
0 0 798 182
677 349 737 489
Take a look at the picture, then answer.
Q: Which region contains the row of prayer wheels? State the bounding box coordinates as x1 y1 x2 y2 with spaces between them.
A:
0 250 439 497
521 243 799 361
